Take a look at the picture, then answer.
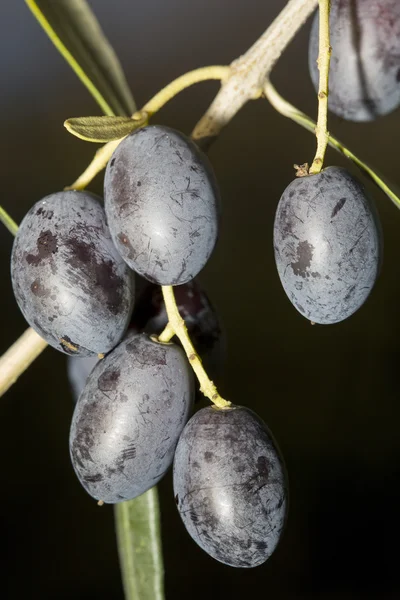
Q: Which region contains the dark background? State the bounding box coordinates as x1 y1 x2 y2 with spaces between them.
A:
1 1 400 598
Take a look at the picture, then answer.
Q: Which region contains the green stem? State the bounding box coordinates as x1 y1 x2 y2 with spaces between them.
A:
142 66 229 116
114 487 164 600
160 286 230 408
66 66 229 191
263 80 400 209
0 206 18 236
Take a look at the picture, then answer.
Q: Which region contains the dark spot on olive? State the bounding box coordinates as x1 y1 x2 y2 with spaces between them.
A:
120 445 136 461
257 456 270 476
204 451 214 462
331 197 347 219
26 230 58 265
290 240 314 278
66 238 94 266
30 279 50 298
344 285 356 302
36 207 54 219
93 259 124 315
98 368 120 392
255 540 268 551
65 238 124 315
84 473 104 483
70 426 95 469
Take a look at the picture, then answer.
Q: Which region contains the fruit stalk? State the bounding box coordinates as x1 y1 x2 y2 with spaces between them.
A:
309 0 331 175
262 80 400 209
159 286 230 409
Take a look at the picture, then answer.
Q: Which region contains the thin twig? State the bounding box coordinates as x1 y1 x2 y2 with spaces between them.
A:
159 286 230 408
309 0 331 174
192 0 318 143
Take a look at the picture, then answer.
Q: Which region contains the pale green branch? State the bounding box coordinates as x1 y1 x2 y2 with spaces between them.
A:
310 0 331 174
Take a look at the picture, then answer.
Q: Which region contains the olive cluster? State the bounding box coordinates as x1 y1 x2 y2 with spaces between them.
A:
8 0 400 570
11 125 288 568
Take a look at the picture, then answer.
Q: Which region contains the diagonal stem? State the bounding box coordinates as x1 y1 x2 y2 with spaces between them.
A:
159 286 230 408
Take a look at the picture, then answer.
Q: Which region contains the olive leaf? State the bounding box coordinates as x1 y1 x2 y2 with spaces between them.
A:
25 0 136 117
114 487 165 600
64 114 147 142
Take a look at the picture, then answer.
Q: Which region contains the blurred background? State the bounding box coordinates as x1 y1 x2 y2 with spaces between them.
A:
1 1 400 598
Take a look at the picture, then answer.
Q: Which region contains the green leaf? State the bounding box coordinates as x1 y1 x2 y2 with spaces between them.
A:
114 487 165 600
25 0 136 117
64 114 147 143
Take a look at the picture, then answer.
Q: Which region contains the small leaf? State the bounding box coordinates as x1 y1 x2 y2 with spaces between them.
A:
25 0 136 117
114 486 165 600
64 114 147 142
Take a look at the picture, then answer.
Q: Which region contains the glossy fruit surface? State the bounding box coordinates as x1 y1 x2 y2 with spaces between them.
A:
173 405 288 568
273 167 382 324
11 191 135 356
104 125 220 285
70 332 194 503
309 0 400 121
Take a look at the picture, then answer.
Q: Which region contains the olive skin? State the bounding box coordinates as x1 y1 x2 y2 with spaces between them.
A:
309 0 400 122
67 279 224 404
104 125 220 285
11 191 135 356
133 280 225 402
173 406 288 568
70 332 194 503
273 167 382 324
